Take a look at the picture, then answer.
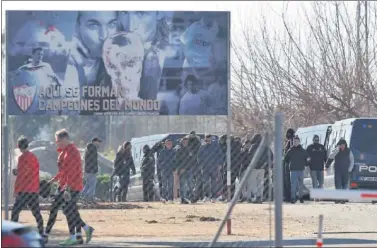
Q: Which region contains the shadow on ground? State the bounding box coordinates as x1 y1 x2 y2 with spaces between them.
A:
48 238 377 247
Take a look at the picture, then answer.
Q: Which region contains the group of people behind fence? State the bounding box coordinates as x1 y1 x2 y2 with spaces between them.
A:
112 128 356 204
111 131 274 204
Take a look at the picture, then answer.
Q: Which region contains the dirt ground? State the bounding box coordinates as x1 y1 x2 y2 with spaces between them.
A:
3 201 377 241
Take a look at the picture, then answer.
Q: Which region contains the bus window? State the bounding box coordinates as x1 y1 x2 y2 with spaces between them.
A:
350 119 377 155
329 130 338 151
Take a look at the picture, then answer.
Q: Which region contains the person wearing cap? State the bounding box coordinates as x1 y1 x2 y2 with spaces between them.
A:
326 139 355 204
82 137 102 203
284 135 309 204
12 136 46 242
306 135 327 190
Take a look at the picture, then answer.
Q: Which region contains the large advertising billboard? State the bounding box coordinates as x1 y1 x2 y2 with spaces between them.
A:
6 11 230 116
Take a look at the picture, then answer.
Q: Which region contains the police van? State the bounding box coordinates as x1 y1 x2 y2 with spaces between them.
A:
112 133 218 202
296 118 377 197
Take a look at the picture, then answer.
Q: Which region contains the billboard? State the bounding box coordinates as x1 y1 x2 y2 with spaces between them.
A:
6 11 230 116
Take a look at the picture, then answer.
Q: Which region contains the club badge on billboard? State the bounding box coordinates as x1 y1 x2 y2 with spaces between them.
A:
13 85 37 113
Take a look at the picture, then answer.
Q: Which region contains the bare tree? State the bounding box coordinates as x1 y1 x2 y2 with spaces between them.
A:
231 1 377 133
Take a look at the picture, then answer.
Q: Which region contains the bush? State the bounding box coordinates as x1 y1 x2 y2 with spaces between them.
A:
39 175 58 196
96 174 111 201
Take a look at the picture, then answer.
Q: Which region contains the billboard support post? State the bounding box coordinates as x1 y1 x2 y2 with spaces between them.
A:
226 11 232 235
226 110 231 235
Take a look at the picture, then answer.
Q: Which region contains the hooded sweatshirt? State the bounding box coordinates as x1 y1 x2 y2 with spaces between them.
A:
326 139 355 173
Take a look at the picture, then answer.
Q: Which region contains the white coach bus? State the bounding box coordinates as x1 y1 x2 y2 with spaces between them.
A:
296 118 377 197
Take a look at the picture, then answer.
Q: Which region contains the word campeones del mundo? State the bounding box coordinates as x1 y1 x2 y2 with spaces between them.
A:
38 86 160 112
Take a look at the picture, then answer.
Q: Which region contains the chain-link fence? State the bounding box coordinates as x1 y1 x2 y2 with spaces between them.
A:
4 114 377 247
3 114 279 246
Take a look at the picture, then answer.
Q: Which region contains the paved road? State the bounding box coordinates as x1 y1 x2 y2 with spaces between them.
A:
48 234 377 247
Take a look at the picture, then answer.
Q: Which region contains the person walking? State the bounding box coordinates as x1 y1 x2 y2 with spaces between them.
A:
114 141 136 202
82 137 101 203
198 134 224 203
158 139 176 203
326 139 355 204
46 129 94 245
141 145 156 202
306 135 327 190
284 135 309 204
11 136 46 242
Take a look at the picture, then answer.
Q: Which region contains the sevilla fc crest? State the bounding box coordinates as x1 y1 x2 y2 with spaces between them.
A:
13 85 36 113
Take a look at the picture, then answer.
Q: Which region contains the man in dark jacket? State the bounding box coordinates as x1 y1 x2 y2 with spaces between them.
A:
283 128 295 202
82 137 101 203
187 131 202 202
176 137 192 204
326 139 354 204
114 141 136 202
306 135 327 189
198 134 224 202
284 135 309 204
141 145 156 202
158 139 176 203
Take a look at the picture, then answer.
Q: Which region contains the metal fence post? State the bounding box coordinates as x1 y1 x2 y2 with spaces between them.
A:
209 133 269 247
274 112 284 247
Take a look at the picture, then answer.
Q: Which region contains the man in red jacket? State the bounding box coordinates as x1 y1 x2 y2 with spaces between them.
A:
45 129 94 246
11 136 44 237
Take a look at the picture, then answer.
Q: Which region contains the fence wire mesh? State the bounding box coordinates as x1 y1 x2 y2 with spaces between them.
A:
3 115 279 246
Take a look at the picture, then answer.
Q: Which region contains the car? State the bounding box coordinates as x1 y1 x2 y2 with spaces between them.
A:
110 174 160 202
28 140 56 150
1 220 44 247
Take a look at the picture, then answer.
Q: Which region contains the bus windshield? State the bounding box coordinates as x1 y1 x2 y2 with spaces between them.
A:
350 119 377 155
